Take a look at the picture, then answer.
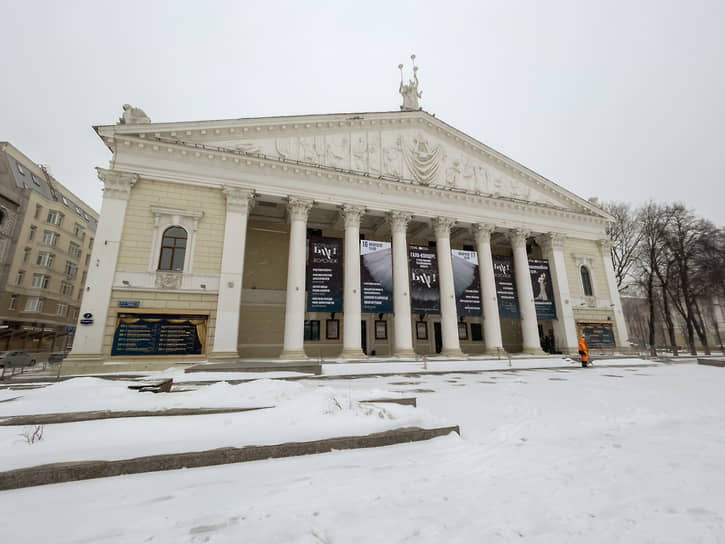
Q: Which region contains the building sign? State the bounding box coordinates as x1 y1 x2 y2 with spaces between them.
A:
451 249 482 317
528 259 557 320
306 236 343 313
111 314 207 356
408 245 440 314
360 240 394 313
493 255 520 319
577 322 616 348
119 301 140 308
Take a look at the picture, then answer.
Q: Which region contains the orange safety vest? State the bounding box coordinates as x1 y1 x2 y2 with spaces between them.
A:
578 338 589 362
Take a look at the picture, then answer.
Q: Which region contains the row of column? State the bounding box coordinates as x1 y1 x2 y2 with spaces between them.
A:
212 191 580 360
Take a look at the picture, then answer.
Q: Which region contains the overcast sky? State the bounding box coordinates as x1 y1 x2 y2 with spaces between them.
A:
1 0 723 225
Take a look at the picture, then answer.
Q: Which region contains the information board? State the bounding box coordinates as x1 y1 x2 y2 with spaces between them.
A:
452 249 482 317
111 314 206 356
306 236 343 313
577 322 616 348
360 240 394 313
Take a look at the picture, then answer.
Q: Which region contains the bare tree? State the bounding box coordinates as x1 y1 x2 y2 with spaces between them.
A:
636 202 669 356
602 201 643 290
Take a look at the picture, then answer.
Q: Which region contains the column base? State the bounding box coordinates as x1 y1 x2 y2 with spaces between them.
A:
340 349 367 360
485 347 507 356
64 353 106 364
393 349 417 359
440 349 467 359
279 349 308 361
522 347 547 356
207 351 241 362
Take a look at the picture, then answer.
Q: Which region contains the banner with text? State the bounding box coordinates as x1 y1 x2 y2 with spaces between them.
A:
528 259 557 320
306 236 343 313
360 239 394 314
451 249 482 317
409 245 440 314
493 255 520 319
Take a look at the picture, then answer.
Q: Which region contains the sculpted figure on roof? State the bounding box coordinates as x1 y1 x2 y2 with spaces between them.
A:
398 55 422 111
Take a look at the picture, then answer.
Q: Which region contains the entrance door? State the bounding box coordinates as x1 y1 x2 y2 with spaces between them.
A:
361 320 367 355
434 322 442 354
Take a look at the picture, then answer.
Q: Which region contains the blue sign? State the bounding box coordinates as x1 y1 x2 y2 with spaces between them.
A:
66 326 76 333
119 301 140 308
80 319 93 325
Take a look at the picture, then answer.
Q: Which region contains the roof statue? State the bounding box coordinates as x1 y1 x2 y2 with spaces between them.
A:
118 104 151 125
398 54 422 111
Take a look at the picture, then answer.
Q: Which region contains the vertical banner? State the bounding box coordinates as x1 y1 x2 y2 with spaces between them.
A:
528 259 557 319
306 236 343 312
360 240 394 314
451 249 482 317
493 255 520 318
408 245 440 314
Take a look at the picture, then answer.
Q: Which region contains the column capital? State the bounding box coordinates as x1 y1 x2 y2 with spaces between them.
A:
287 197 313 222
388 211 412 234
222 187 255 214
341 205 365 229
508 228 531 250
473 223 495 245
433 217 456 238
96 167 137 199
537 232 567 252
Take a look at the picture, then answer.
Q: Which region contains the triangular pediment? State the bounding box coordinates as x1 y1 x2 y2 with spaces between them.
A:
104 110 608 218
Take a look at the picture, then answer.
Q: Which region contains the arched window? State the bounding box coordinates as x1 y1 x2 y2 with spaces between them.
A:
580 266 593 297
158 226 187 271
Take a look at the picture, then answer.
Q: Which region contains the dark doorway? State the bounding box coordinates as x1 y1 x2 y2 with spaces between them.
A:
361 320 367 355
434 322 442 354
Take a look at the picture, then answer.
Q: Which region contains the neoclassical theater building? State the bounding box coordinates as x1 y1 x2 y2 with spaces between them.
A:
66 96 628 372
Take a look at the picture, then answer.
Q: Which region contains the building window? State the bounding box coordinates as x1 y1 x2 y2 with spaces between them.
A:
9 295 17 310
29 225 37 240
68 242 82 259
24 296 44 313
470 323 483 342
32 273 50 289
85 254 90 266
64 261 78 278
47 210 64 226
89 237 94 250
69 307 77 320
158 226 187 271
36 251 55 268
16 270 25 285
34 204 42 219
581 266 593 297
457 322 468 340
42 230 59 247
375 320 388 340
23 247 31 263
304 320 320 341
73 223 85 240
56 303 68 317
60 281 74 297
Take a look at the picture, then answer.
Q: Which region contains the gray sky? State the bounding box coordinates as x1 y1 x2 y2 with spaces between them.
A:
1 0 723 225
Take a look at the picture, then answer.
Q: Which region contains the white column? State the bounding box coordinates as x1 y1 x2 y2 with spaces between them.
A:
434 217 465 358
280 198 312 360
474 224 504 354
341 205 366 359
210 187 254 359
67 168 137 363
538 233 578 354
598 239 630 348
510 229 545 355
389 211 415 358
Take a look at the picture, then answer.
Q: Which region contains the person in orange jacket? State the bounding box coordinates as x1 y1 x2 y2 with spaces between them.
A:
578 336 590 367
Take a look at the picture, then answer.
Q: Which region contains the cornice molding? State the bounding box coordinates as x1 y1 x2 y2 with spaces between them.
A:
109 133 610 231
98 112 611 221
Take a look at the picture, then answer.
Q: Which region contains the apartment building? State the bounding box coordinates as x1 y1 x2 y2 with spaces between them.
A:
0 142 98 351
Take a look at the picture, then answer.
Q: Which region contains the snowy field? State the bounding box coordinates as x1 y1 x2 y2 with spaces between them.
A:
1 361 724 542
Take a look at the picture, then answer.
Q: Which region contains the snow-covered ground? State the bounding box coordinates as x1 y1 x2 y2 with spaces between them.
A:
1 361 724 542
